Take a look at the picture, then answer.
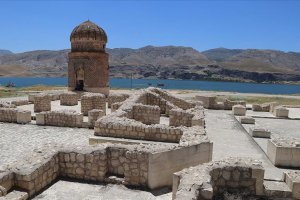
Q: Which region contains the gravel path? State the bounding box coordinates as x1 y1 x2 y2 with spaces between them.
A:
0 123 93 169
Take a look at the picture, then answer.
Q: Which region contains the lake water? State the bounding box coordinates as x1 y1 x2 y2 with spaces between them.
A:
0 77 300 95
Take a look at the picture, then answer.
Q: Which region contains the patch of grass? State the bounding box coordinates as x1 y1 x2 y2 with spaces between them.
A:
18 85 66 91
216 95 300 106
0 88 22 98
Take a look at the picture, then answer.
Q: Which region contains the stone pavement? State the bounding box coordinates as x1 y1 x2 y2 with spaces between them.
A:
205 109 284 180
33 181 171 200
0 123 93 169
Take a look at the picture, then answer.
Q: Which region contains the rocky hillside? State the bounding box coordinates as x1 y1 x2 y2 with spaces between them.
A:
1 46 300 83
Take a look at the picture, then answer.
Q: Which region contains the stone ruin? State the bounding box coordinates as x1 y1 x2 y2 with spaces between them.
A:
173 157 300 200
0 88 300 199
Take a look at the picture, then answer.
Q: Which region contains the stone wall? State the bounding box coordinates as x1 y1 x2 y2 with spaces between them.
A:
0 144 152 197
81 93 106 116
169 109 194 127
36 110 83 128
11 100 29 106
34 94 51 113
88 109 105 127
148 142 213 189
60 92 78 106
108 93 130 108
111 102 123 112
195 95 217 109
0 108 18 123
173 158 265 200
252 103 271 112
224 99 246 110
150 88 194 110
59 150 107 182
95 117 183 143
267 137 300 167
169 106 205 127
132 104 160 125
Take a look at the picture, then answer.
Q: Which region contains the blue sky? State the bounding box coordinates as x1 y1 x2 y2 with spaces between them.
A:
1 0 300 53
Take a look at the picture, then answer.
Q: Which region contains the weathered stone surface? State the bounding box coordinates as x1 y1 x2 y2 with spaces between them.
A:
239 116 255 124
232 105 246 116
249 127 271 138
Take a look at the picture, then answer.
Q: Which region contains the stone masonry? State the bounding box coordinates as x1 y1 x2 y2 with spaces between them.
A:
36 110 83 128
60 92 78 106
34 94 51 113
88 109 105 127
81 93 106 116
132 104 160 125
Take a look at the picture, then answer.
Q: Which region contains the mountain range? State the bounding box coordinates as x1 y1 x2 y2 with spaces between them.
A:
1 46 300 83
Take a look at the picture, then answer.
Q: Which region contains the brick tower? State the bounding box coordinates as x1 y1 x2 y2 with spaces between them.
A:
68 20 109 96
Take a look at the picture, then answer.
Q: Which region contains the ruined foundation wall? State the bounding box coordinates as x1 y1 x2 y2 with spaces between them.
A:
60 92 78 106
150 88 194 110
132 104 160 125
11 100 29 106
148 142 213 189
0 108 18 123
224 99 246 110
34 94 51 113
36 111 83 127
169 109 194 127
95 117 182 143
173 158 265 200
108 93 130 108
81 93 106 116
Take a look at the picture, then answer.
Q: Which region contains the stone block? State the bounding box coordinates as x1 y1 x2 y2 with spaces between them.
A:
285 171 300 199
267 139 300 167
239 116 255 124
17 110 31 124
60 92 78 106
274 107 289 118
195 95 216 109
232 105 246 116
36 113 45 125
249 127 271 138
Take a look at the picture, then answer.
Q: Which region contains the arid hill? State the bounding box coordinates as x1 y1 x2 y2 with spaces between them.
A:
1 46 300 83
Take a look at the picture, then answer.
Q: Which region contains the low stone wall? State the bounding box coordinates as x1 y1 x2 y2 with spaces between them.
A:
173 158 265 200
149 87 194 110
0 108 18 123
169 109 194 127
169 106 205 127
11 100 29 106
111 102 123 112
195 95 217 109
274 106 289 118
81 93 106 116
36 110 83 128
0 144 153 197
284 171 300 199
132 104 160 125
95 117 183 143
148 142 213 189
267 137 300 167
108 93 130 108
232 105 246 116
34 94 51 113
17 110 32 124
88 109 105 127
60 92 78 106
224 99 246 110
252 103 271 112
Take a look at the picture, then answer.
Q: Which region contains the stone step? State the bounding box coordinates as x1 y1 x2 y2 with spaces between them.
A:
0 190 28 200
264 180 292 198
